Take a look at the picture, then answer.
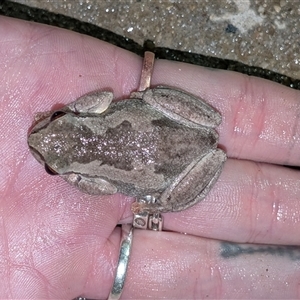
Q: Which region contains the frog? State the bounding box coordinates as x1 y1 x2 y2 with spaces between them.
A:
27 87 226 213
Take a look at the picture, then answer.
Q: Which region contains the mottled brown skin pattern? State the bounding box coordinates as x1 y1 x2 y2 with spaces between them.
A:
28 99 219 198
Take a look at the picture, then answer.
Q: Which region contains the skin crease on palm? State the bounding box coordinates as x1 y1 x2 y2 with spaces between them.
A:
1 15 300 299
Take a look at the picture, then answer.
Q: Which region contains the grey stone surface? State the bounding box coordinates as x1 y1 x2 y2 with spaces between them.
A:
11 0 300 79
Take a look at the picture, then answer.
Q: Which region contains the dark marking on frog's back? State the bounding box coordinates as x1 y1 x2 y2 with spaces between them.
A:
150 116 219 176
95 120 158 171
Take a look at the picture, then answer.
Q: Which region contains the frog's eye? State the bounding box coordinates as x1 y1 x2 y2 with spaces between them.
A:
50 111 66 122
45 164 58 175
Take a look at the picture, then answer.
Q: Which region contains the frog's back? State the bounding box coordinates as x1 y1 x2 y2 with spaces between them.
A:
96 99 219 196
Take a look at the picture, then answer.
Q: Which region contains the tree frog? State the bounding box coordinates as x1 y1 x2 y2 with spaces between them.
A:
28 87 226 213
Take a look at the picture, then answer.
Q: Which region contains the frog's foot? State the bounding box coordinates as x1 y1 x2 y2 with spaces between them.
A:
158 148 227 213
131 201 145 214
62 173 117 195
131 195 161 214
65 91 113 114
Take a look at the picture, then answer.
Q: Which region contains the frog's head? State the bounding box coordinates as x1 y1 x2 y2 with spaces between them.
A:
27 110 74 176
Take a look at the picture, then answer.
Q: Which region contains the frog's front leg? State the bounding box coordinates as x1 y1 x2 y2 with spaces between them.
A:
131 87 221 129
64 91 113 114
62 173 118 195
136 148 226 213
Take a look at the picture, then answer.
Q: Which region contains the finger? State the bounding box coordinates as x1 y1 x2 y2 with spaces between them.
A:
151 60 300 166
4 213 298 299
2 17 300 170
81 230 300 299
21 147 300 247
162 159 300 245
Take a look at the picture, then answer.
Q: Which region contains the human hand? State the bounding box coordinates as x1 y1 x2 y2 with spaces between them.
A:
1 16 300 299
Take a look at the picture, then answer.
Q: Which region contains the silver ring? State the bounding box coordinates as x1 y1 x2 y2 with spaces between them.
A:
108 224 134 300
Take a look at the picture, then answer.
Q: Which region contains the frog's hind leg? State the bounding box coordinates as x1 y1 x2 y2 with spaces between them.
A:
157 148 227 213
131 87 221 129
